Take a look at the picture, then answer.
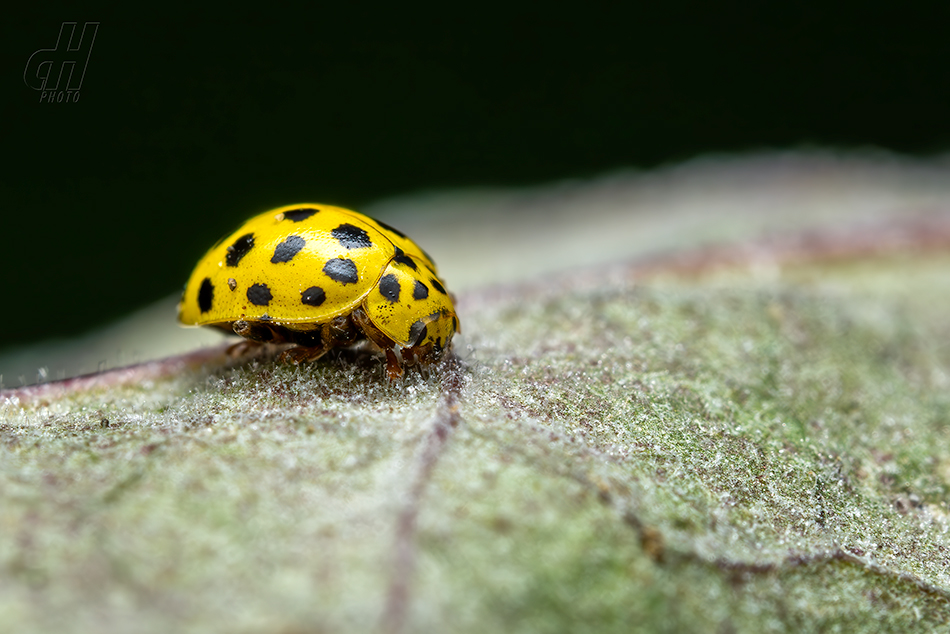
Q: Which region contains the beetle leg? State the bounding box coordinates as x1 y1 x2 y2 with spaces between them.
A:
227 320 284 358
226 339 261 358
278 323 332 365
277 318 360 366
279 343 330 365
352 307 403 380
383 349 403 380
233 319 284 343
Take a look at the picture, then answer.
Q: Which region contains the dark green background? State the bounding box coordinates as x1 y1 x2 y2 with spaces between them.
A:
3 4 949 352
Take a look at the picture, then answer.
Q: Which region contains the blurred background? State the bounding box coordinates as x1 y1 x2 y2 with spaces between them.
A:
3 3 950 357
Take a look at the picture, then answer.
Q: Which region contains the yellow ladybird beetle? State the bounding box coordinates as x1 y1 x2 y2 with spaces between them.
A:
179 203 459 379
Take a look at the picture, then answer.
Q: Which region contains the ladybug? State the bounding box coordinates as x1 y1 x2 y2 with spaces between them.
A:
178 203 459 379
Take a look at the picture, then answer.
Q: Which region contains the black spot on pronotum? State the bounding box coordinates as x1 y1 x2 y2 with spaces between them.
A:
430 277 447 294
393 246 417 270
198 277 214 313
332 223 373 249
379 274 401 303
271 235 305 263
301 286 326 306
226 233 255 267
413 280 429 300
374 218 407 238
409 319 427 346
323 258 358 285
282 208 319 222
247 283 273 306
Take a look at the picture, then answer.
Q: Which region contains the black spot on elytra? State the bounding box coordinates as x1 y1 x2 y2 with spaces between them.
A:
198 278 214 313
332 223 373 249
282 208 318 222
393 246 417 270
413 280 429 300
430 277 447 295
379 274 401 303
226 233 255 267
323 258 358 285
374 218 407 238
409 319 427 346
301 286 326 306
247 283 272 306
271 235 305 263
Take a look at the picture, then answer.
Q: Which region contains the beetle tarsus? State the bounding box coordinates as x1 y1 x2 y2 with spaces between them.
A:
384 349 403 381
